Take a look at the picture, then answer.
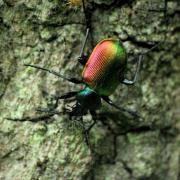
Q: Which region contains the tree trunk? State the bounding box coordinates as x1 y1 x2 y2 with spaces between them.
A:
0 0 179 180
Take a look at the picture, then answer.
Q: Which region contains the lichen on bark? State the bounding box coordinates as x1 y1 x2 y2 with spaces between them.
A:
0 0 179 180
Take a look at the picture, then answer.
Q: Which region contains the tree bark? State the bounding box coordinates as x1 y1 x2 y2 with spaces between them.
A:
0 0 179 180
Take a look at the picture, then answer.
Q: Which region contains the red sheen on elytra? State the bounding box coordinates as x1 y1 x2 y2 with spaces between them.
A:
82 39 127 96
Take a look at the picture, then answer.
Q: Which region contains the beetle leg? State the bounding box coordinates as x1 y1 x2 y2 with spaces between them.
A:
78 28 90 65
88 110 97 132
79 116 90 146
24 64 84 84
37 91 78 113
121 54 143 85
78 111 97 147
50 91 78 111
6 111 61 122
121 40 163 85
101 96 140 118
78 0 92 66
6 92 78 122
52 91 78 100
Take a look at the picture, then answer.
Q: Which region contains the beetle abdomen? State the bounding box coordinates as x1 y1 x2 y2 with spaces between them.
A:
82 39 127 96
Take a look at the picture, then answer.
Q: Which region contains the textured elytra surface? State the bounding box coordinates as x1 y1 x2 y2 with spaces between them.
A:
0 0 179 180
82 39 126 96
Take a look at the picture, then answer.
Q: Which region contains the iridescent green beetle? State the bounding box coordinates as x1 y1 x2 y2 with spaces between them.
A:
8 0 143 145
24 37 141 118
23 34 142 145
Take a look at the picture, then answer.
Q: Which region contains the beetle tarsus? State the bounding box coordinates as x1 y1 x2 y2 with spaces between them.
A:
121 54 143 85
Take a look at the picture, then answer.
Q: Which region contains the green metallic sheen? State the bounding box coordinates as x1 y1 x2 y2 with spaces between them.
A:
78 87 95 97
82 39 127 96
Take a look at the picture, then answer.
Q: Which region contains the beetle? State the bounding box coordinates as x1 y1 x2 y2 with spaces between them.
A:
7 0 150 145
21 35 142 145
25 37 142 118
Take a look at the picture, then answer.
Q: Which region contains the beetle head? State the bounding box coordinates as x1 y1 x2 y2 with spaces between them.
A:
69 87 101 116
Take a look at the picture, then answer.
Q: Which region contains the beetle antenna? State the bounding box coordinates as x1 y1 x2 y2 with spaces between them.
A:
24 64 84 84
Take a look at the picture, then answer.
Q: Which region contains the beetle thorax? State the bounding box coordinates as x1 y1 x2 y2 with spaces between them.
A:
76 87 101 111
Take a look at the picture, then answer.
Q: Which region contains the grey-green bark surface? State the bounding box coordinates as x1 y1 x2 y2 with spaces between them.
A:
0 0 179 180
